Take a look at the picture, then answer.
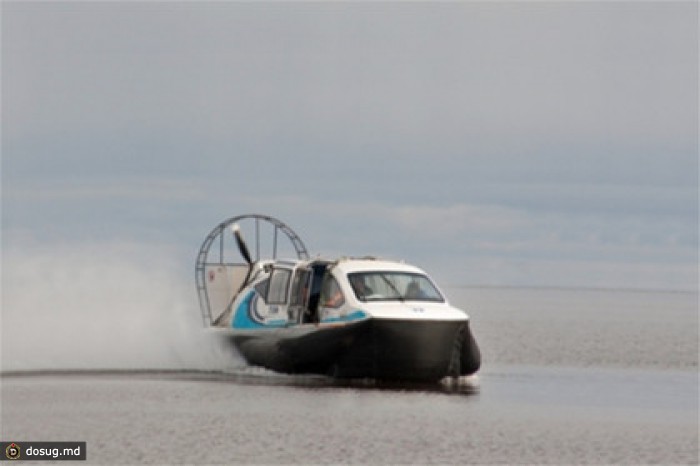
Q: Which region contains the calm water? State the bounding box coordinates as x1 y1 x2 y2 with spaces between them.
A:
2 287 698 464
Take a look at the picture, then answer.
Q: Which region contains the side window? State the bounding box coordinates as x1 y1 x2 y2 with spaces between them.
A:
267 269 291 305
254 278 270 301
320 275 345 308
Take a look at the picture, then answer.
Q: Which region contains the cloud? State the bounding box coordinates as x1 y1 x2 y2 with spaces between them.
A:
4 3 696 164
3 178 205 203
389 204 531 243
444 257 699 292
2 2 697 292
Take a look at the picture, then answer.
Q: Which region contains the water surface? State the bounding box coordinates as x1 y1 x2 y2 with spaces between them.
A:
2 287 698 464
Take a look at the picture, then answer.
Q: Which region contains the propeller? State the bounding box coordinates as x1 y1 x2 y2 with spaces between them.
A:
212 224 255 324
231 224 253 264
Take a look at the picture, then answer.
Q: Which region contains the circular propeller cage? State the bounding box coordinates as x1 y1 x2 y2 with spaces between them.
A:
195 214 309 326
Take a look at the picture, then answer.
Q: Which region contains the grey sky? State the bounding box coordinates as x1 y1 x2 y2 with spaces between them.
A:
2 1 697 290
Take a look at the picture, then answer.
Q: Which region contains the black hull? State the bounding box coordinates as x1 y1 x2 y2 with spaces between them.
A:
229 318 480 382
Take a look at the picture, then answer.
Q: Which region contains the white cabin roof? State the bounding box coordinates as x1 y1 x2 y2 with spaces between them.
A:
329 258 427 275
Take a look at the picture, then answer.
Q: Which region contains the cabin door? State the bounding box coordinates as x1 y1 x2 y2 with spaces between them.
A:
306 263 329 323
265 266 293 324
288 268 311 324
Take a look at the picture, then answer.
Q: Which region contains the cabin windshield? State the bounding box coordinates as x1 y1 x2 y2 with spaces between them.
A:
348 271 444 302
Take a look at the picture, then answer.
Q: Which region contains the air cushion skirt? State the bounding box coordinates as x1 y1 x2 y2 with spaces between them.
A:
227 318 480 382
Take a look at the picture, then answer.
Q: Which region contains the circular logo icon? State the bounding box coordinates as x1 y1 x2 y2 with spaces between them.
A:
6 443 20 460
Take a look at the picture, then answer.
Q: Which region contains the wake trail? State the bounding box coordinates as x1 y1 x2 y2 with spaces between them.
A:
1 242 241 373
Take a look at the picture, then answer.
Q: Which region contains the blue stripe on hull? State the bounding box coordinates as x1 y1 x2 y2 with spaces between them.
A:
320 310 368 324
232 291 286 329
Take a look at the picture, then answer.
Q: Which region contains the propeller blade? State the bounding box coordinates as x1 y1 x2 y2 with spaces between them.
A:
231 224 253 264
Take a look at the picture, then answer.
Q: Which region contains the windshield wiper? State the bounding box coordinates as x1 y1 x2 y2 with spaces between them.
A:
379 274 404 302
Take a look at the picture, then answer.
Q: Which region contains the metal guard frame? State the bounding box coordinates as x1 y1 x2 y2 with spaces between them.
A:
195 214 309 326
